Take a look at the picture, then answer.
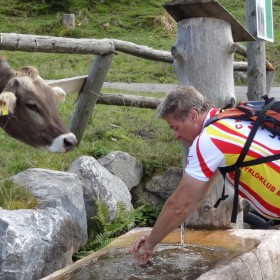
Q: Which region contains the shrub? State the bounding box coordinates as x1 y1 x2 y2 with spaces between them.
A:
73 200 160 260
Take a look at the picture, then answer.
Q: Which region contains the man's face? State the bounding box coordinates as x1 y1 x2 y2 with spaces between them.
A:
164 112 199 146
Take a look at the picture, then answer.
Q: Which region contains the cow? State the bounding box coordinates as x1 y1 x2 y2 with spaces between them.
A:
0 55 77 152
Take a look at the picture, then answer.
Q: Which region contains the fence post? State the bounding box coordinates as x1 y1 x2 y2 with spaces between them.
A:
69 54 114 144
164 0 254 229
246 0 266 100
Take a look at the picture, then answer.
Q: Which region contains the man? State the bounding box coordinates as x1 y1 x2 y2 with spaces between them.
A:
129 86 280 264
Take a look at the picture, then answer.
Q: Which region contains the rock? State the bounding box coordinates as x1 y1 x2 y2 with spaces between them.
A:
11 168 87 243
145 167 182 200
0 206 80 280
130 167 182 209
69 156 133 222
0 168 89 279
131 184 165 209
98 151 143 191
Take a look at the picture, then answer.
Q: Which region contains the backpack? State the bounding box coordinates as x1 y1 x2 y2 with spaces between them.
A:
204 95 280 223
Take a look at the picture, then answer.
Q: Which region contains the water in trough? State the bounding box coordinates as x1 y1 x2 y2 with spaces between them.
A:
59 228 258 280
67 243 235 280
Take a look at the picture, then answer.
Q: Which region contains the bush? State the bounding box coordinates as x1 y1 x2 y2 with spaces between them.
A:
73 200 160 260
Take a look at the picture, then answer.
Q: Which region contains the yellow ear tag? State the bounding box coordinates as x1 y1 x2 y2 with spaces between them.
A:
1 104 8 115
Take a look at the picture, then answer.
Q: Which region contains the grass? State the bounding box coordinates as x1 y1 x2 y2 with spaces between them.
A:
0 91 182 181
0 180 39 209
0 0 279 205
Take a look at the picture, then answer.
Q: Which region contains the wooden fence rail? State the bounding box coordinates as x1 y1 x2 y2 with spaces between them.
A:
0 33 247 70
0 32 273 144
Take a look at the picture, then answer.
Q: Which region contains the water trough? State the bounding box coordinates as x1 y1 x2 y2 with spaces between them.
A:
41 228 280 280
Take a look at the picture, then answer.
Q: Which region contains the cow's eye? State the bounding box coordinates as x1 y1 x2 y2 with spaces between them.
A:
26 101 39 113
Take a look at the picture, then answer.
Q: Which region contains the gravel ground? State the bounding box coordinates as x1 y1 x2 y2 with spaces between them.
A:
103 82 280 100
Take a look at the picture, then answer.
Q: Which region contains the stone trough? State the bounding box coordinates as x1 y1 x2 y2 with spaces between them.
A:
41 228 280 280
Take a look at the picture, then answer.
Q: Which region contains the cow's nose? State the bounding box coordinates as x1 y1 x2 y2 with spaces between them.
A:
64 133 77 151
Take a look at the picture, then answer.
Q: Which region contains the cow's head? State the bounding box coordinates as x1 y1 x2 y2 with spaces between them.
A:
0 55 77 153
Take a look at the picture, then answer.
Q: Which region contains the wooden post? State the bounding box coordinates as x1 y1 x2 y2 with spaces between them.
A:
62 14 76 30
164 0 254 229
172 17 236 107
70 54 114 144
246 0 266 100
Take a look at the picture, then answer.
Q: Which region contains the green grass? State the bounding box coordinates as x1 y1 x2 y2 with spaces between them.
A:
0 0 279 192
0 180 39 209
0 91 182 181
2 0 278 84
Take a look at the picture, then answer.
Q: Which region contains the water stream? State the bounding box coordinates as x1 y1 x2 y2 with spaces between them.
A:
180 222 185 252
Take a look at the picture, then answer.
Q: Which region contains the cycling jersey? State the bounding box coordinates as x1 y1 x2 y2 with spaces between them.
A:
185 108 280 220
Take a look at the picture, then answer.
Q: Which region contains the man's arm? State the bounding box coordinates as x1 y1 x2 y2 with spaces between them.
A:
130 171 220 264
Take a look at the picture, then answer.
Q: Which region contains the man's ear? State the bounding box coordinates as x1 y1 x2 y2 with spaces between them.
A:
188 108 199 121
52 87 66 103
0 91 17 115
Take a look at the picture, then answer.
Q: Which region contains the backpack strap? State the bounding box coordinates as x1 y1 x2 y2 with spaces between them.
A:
213 98 277 223
213 172 229 208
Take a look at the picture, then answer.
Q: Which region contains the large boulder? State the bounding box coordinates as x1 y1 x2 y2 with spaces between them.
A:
0 206 77 280
145 167 182 200
68 156 133 222
131 167 182 209
11 168 87 242
98 151 143 191
0 168 88 280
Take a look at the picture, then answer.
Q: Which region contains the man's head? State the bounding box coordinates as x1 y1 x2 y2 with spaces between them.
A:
156 86 212 145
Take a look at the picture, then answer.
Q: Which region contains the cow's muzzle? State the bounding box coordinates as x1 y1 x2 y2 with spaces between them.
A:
47 133 77 153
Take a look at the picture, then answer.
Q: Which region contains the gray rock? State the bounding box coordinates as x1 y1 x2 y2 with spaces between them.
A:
0 206 80 280
69 156 133 221
145 167 182 200
11 168 87 244
98 151 143 191
0 168 88 280
131 184 165 209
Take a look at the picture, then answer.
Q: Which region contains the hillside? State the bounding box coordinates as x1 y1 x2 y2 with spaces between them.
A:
0 0 279 183
0 0 279 85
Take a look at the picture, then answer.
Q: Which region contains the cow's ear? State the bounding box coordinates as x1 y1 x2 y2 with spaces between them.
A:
0 91 16 115
52 87 66 103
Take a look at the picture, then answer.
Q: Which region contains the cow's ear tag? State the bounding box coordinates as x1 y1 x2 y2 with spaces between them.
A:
0 103 8 115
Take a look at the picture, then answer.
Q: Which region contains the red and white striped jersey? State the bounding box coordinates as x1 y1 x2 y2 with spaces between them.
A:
185 108 280 220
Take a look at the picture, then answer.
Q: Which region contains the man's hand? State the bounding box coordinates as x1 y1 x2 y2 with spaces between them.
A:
129 234 154 265
128 172 220 266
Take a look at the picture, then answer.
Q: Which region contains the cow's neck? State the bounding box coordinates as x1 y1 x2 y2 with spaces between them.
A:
0 115 10 129
0 60 12 92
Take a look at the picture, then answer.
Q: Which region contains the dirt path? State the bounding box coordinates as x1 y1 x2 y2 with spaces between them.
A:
103 82 280 100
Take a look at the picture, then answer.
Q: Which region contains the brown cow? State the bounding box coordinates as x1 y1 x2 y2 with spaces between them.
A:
0 55 77 152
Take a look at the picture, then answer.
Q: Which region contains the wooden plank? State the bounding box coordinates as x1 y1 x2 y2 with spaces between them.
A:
163 0 255 42
47 76 87 94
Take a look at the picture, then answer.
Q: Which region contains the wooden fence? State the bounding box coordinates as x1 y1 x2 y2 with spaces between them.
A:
0 32 268 144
